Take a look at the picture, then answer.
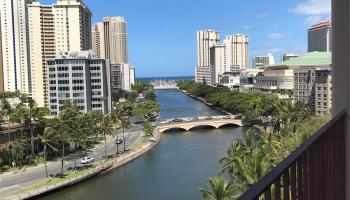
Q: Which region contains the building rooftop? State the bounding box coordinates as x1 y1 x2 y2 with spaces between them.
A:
267 52 331 69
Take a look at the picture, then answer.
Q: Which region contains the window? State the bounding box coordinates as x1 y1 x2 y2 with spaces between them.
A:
58 80 69 84
72 66 84 71
73 86 84 90
58 73 69 78
58 67 68 71
91 79 101 83
73 80 84 84
92 85 101 89
58 87 69 91
72 73 83 77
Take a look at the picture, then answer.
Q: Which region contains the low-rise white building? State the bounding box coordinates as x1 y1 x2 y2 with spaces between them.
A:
47 51 111 115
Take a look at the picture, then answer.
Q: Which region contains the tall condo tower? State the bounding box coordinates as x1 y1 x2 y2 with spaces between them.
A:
308 20 332 52
53 0 92 53
0 0 33 93
28 2 55 107
196 29 220 85
92 16 128 64
224 34 249 70
27 0 92 107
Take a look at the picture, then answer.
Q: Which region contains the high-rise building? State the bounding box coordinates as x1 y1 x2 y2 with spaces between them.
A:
224 34 249 70
53 0 92 53
253 54 275 69
294 67 332 116
308 20 332 52
196 30 220 85
281 53 300 62
47 51 111 116
0 25 3 92
210 44 227 84
0 0 33 94
92 17 128 64
28 2 55 107
26 0 92 107
315 68 332 116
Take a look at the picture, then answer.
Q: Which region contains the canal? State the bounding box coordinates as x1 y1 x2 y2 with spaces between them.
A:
41 89 246 200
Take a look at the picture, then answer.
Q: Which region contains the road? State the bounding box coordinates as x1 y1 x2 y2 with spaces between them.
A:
0 124 144 197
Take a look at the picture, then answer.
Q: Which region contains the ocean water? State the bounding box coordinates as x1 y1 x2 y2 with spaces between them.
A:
136 76 194 82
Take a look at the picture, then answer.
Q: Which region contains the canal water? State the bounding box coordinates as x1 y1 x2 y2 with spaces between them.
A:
41 89 245 200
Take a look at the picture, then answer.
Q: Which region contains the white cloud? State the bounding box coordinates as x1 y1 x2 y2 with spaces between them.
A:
267 33 290 40
256 12 270 19
242 25 254 30
292 0 331 25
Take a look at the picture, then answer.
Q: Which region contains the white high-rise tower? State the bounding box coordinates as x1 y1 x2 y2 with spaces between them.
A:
224 34 249 70
0 0 33 93
196 29 220 85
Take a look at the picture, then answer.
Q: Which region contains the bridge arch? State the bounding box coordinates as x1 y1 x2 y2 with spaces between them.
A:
218 123 241 128
188 124 217 131
161 127 188 133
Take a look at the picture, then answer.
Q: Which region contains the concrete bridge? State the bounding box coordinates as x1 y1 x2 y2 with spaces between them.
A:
157 115 243 133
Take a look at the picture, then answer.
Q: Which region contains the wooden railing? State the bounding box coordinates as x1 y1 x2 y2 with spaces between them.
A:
239 110 347 200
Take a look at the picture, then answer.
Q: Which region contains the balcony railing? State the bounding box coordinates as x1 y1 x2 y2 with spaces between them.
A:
239 110 347 200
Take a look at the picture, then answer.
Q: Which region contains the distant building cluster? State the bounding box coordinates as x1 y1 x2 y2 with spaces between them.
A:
0 0 135 115
196 20 333 116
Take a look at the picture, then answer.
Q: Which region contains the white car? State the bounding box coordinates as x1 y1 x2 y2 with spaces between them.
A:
80 157 94 164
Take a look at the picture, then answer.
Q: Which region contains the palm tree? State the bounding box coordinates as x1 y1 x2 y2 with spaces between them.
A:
119 117 131 152
95 113 114 158
38 128 57 177
199 177 233 200
71 113 90 170
27 99 49 158
0 95 13 145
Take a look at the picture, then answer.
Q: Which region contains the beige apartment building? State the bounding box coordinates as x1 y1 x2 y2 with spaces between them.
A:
196 29 220 85
26 0 92 107
224 34 249 70
0 0 33 94
0 25 3 92
53 0 92 53
92 17 128 64
210 43 226 84
28 2 55 107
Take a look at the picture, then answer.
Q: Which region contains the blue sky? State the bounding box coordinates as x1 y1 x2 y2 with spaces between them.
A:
41 0 331 78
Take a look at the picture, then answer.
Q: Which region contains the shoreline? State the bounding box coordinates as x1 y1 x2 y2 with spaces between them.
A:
177 89 234 116
3 130 162 200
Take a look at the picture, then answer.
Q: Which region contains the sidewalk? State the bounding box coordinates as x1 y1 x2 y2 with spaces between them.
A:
0 135 115 180
1 129 161 200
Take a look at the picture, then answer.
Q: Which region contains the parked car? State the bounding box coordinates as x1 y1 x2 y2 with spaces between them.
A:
234 114 243 119
80 157 94 164
116 139 123 144
223 116 231 119
192 117 199 121
172 119 184 123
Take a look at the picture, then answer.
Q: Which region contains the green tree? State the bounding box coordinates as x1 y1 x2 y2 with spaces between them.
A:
143 120 154 137
38 127 57 177
134 100 160 119
95 113 114 158
119 117 131 151
199 177 233 200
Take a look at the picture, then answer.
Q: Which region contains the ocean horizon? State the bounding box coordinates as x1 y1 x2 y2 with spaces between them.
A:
136 76 194 82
